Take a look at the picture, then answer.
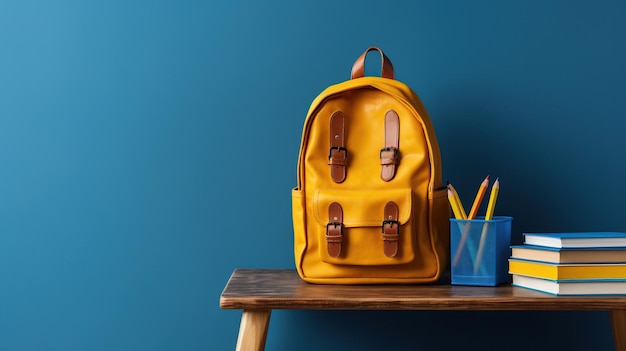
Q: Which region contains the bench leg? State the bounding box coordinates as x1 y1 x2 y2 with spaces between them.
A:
235 309 271 351
611 310 626 351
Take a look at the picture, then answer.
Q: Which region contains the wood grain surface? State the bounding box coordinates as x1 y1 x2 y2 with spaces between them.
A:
220 268 626 311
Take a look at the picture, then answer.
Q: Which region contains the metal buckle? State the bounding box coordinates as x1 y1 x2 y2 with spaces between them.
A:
328 146 348 160
381 220 399 232
380 146 398 159
326 222 343 236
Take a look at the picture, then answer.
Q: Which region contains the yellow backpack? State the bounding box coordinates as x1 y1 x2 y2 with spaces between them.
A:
292 47 450 284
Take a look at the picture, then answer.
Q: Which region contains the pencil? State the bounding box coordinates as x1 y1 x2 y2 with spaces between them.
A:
468 175 490 220
447 182 467 220
474 177 500 273
447 187 466 220
452 176 489 266
452 175 490 267
484 178 500 220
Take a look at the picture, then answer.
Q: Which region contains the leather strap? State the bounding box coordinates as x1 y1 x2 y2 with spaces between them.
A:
380 110 399 181
381 201 400 258
328 111 347 183
350 46 394 80
326 202 344 258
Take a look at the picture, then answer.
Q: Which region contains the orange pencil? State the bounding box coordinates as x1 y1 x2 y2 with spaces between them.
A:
467 175 490 220
474 177 501 273
452 176 489 267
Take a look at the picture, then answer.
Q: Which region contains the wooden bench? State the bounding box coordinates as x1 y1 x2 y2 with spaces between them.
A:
220 269 626 351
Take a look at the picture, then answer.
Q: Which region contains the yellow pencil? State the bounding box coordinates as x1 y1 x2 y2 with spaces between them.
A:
474 177 500 273
468 175 490 220
447 187 466 220
447 182 467 220
484 178 500 220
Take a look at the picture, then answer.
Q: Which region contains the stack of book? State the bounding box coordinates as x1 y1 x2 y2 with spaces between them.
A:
508 232 626 295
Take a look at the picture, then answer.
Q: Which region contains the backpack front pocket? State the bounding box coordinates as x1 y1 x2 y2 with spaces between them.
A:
312 188 415 266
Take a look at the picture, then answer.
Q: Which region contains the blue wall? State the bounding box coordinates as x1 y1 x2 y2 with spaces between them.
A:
1 1 625 350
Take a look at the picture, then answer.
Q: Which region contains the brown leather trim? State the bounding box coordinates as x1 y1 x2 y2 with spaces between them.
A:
380 110 399 182
350 46 394 80
326 202 343 258
382 201 400 258
328 111 347 183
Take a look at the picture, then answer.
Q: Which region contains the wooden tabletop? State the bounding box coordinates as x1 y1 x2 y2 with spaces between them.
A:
220 268 626 311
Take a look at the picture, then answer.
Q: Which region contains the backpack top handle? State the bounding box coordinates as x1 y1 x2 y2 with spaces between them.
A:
350 46 395 80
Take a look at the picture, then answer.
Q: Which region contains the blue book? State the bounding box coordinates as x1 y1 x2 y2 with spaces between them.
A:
512 275 626 296
523 232 626 249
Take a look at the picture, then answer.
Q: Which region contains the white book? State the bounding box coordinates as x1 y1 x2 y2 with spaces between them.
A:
512 274 626 296
523 232 626 248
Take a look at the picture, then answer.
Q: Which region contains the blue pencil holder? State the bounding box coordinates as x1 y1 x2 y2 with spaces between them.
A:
450 216 513 286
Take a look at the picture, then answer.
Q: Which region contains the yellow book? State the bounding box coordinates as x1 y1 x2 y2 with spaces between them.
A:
508 258 626 280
